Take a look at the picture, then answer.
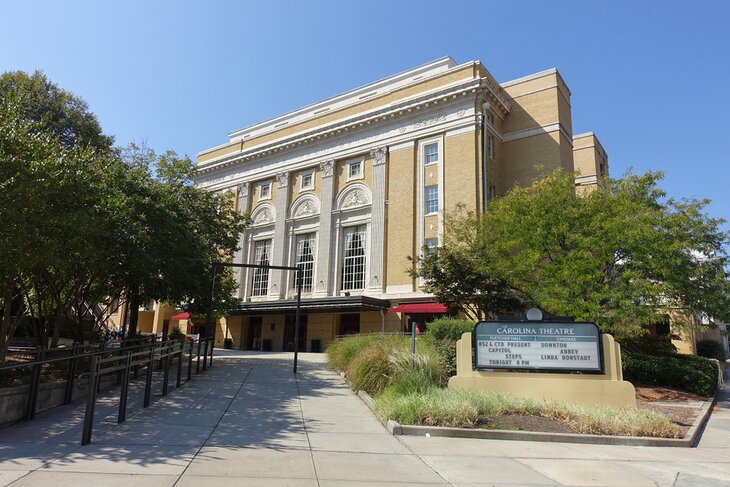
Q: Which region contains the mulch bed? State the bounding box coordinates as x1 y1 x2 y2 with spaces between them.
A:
469 386 710 437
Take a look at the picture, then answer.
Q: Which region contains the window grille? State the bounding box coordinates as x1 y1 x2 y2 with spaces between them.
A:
341 225 366 291
425 143 439 164
425 185 439 214
294 233 315 292
251 239 271 296
348 160 362 179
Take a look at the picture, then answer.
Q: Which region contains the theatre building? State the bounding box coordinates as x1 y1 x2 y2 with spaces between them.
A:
194 56 608 352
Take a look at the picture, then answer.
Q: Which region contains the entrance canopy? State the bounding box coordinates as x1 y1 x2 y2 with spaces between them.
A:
170 312 190 321
230 295 390 315
388 303 447 314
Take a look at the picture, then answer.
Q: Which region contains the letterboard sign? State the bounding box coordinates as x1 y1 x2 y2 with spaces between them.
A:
474 321 602 372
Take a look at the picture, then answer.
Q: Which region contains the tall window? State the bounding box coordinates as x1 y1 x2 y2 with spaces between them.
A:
424 143 439 164
341 225 367 291
425 185 439 214
251 239 271 296
294 233 315 292
487 133 494 159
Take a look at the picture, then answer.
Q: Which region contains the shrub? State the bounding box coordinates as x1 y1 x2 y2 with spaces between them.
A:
424 318 474 377
621 349 718 396
326 334 444 396
168 326 186 341
427 318 475 341
348 341 392 395
326 334 384 371
696 339 726 361
621 334 677 355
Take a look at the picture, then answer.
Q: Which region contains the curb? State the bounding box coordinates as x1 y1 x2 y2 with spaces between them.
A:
353 384 719 448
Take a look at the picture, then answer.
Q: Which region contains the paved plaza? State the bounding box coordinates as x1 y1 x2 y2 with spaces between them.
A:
0 350 728 486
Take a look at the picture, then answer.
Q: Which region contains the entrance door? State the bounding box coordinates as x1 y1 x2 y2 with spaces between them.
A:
339 313 360 336
246 317 262 350
283 315 308 352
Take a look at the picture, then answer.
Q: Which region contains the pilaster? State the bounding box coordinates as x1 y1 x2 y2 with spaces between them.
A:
235 182 250 298
369 147 387 293
269 172 290 298
314 160 335 297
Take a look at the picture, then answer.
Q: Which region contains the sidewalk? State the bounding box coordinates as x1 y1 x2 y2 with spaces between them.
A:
0 351 728 486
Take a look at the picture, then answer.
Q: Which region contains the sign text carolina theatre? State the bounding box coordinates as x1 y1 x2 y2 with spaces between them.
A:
474 322 602 372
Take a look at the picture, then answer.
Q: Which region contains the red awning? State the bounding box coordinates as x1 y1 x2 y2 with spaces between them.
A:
170 312 190 321
388 303 448 314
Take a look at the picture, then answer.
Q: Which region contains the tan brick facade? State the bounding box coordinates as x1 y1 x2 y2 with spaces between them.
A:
195 57 607 351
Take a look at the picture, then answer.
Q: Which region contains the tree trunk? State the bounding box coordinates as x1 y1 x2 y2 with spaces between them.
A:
0 283 15 361
50 305 64 349
127 288 140 337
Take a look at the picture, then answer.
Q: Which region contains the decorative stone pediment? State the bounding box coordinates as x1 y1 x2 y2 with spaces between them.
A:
336 183 371 211
251 204 275 226
290 195 320 219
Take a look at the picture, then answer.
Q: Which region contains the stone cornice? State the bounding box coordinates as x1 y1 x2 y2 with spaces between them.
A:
196 78 496 177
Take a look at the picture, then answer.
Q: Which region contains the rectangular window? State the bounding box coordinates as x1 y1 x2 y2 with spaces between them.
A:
488 184 496 201
424 238 438 256
293 233 315 292
487 134 494 159
341 225 367 291
424 143 439 164
251 239 271 296
487 111 495 125
347 160 362 180
259 182 271 199
425 185 439 214
300 171 314 190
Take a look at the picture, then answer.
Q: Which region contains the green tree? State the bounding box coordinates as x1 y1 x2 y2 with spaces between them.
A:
415 169 730 339
0 70 114 151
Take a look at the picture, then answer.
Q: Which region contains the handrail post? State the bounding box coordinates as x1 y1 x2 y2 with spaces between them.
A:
196 339 201 374
176 340 183 388
64 343 81 404
118 351 132 423
81 354 99 445
209 337 213 368
162 342 171 396
25 346 44 421
143 346 154 408
202 338 208 372
187 340 193 381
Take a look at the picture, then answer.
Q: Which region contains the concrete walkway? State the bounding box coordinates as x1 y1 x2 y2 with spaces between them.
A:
0 351 728 486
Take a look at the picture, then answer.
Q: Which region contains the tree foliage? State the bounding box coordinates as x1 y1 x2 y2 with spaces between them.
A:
0 71 246 353
415 169 730 338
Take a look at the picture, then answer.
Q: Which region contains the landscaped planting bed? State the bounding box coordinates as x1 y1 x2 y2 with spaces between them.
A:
327 332 695 439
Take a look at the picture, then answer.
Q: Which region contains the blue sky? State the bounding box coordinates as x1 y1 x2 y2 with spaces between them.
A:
2 0 728 228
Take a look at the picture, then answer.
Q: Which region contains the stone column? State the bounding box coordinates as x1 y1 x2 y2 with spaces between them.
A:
314 160 335 297
235 182 250 298
369 147 387 293
269 172 290 298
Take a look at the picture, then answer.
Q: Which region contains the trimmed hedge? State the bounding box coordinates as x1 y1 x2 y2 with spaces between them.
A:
696 339 726 361
621 349 718 396
424 318 474 377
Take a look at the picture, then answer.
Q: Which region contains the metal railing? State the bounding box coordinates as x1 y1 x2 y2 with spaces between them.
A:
0 335 214 445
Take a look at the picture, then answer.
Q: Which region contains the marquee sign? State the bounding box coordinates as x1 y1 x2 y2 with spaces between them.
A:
474 319 603 373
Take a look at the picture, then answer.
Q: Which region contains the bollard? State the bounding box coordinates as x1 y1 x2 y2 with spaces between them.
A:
81 354 99 445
